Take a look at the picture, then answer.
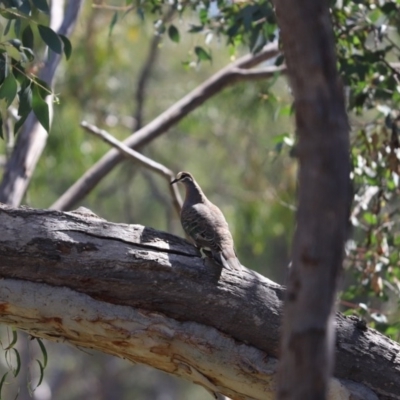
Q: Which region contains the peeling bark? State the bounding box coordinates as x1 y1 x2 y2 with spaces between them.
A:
0 204 398 399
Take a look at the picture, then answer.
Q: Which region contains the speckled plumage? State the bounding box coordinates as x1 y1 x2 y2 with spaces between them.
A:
171 171 242 272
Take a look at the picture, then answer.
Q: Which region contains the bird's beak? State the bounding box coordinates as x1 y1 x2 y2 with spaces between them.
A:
170 178 178 185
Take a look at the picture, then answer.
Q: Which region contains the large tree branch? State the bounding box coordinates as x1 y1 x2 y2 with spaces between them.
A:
0 0 84 207
0 279 378 400
0 204 398 399
50 43 282 211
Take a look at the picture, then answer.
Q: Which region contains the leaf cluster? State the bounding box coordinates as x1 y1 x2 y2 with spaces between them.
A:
0 0 71 139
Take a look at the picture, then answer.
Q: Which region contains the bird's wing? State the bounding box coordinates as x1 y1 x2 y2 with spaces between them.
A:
181 202 242 273
181 203 228 251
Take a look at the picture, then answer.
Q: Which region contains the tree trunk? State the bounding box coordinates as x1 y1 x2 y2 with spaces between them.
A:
0 205 397 399
273 0 351 398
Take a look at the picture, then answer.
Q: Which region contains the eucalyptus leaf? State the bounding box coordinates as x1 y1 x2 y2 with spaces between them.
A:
194 46 211 62
0 72 17 107
22 25 34 50
168 25 180 43
32 0 49 14
38 24 62 54
59 34 72 60
32 84 49 131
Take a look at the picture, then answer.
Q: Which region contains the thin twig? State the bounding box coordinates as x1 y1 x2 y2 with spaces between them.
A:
81 121 182 217
50 43 281 211
229 65 286 80
134 34 162 130
134 5 177 130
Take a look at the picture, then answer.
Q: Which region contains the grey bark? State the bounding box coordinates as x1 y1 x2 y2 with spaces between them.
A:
273 0 351 399
0 204 398 399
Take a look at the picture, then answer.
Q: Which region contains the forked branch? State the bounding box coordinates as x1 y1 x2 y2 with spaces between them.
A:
81 120 182 216
50 43 282 210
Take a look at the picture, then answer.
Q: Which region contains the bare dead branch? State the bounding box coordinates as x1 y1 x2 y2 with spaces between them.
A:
0 0 84 207
50 43 281 211
81 120 182 216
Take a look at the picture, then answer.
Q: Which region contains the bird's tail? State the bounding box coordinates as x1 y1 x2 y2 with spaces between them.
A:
221 254 242 273
207 250 243 275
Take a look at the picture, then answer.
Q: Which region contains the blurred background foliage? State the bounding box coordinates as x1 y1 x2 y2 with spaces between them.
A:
0 0 399 398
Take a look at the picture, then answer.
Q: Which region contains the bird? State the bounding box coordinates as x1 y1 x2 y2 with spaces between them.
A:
171 171 242 273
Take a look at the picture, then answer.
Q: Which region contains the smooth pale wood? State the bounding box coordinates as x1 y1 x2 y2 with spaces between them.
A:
0 204 398 399
0 279 378 400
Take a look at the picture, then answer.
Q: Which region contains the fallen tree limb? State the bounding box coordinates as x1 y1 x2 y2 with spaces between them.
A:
0 204 398 399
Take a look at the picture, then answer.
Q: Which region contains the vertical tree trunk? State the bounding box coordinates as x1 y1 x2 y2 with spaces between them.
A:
274 1 351 399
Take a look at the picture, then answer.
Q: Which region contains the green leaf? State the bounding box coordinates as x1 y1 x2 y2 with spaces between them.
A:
18 83 32 116
273 132 289 145
22 47 35 62
59 34 72 60
188 25 204 33
0 8 18 20
33 77 51 99
168 25 180 43
36 338 47 368
381 2 397 14
35 360 44 387
14 17 21 37
199 8 208 24
2 40 24 62
279 105 293 117
4 18 12 36
32 84 49 131
0 73 17 107
4 328 18 350
11 348 21 377
14 111 28 135
0 372 8 398
109 11 118 37
38 24 62 54
32 0 50 14
0 115 3 140
18 0 31 15
194 46 211 62
363 212 377 225
22 25 34 50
